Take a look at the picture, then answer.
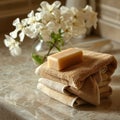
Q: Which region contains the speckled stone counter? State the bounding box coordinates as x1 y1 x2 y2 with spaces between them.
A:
0 36 120 120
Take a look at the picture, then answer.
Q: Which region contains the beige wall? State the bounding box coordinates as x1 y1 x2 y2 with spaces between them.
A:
96 0 120 42
0 0 65 34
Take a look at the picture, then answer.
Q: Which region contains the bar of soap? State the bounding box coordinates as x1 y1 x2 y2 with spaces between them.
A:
47 48 83 70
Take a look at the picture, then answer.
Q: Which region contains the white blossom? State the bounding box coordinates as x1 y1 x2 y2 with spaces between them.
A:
62 25 73 41
24 11 42 38
37 1 61 24
83 5 98 28
4 1 98 58
10 18 26 42
46 21 60 33
25 23 41 39
4 35 21 56
10 47 22 56
27 10 38 25
60 6 73 22
39 26 51 42
25 26 38 39
37 1 61 12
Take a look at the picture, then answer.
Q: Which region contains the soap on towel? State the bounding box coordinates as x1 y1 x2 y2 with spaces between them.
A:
36 50 117 89
35 49 117 107
47 48 83 70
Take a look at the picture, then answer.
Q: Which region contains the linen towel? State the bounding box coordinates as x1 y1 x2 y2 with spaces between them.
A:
38 78 111 94
37 83 86 107
36 49 117 106
36 69 114 105
37 78 112 107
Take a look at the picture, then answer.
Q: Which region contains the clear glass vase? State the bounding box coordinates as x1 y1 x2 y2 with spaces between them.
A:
32 39 72 65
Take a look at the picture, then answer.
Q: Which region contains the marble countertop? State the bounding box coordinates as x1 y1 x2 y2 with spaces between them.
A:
0 36 120 120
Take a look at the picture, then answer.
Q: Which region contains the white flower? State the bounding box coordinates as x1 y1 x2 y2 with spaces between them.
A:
37 1 61 24
27 10 38 24
25 22 44 39
4 35 21 56
60 6 73 22
35 12 42 21
39 26 51 42
25 25 39 39
62 25 73 41
60 7 86 38
10 18 26 42
3 1 98 60
24 11 45 39
46 21 60 33
36 8 60 25
39 11 55 24
71 8 86 36
38 1 61 12
10 47 22 56
83 5 97 28
72 21 86 36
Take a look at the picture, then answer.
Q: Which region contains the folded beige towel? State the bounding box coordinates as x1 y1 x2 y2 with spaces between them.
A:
38 78 111 94
36 50 117 107
37 78 112 107
36 72 113 105
37 83 86 107
36 50 117 89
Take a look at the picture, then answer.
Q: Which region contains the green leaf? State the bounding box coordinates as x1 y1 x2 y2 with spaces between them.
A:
32 53 44 65
47 41 54 47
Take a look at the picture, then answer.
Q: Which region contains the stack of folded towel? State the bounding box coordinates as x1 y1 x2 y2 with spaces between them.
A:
35 48 117 107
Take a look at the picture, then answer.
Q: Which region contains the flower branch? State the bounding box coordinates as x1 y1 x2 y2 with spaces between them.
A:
4 1 97 64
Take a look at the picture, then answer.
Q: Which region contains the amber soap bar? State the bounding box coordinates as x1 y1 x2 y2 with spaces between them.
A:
47 48 83 70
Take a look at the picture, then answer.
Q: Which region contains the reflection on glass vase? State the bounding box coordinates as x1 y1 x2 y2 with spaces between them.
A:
32 39 72 65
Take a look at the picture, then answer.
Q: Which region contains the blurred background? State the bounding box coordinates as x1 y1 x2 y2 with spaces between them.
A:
0 0 120 42
0 0 65 34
